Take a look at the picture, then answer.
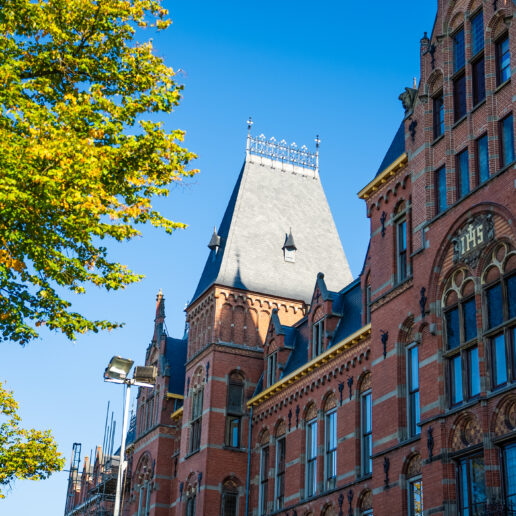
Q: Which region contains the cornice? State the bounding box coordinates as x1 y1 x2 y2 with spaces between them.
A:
170 407 183 420
166 392 184 400
247 324 371 407
358 153 408 201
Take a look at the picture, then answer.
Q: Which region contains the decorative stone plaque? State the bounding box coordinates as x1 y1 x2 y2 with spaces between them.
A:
452 213 494 266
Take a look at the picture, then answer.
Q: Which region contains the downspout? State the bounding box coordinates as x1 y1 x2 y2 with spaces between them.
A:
245 405 253 516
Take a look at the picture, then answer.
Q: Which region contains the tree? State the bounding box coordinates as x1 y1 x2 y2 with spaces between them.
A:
0 381 65 497
0 0 197 345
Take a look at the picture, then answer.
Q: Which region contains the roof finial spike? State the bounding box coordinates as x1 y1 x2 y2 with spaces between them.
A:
246 117 253 153
413 76 417 89
315 134 321 173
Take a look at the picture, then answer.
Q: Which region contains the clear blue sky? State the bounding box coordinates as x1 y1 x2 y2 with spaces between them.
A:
2 1 436 514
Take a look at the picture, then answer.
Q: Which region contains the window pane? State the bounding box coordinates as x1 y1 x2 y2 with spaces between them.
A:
497 35 511 84
487 283 503 328
472 56 485 106
454 74 467 121
493 334 508 387
471 456 487 509
410 480 423 516
508 275 516 319
409 346 419 389
437 166 447 213
454 29 465 72
505 444 516 509
477 134 489 184
471 11 484 55
463 298 477 342
460 461 470 512
469 347 480 397
446 307 460 349
457 149 470 198
452 355 463 405
434 94 444 139
502 114 515 167
512 327 516 380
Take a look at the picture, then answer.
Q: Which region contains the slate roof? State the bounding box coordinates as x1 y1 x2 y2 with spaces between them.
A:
331 279 363 345
164 336 188 396
375 122 405 177
191 155 353 305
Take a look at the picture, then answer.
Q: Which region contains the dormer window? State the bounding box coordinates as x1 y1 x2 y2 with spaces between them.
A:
208 227 221 256
283 228 297 263
312 319 324 358
267 352 277 387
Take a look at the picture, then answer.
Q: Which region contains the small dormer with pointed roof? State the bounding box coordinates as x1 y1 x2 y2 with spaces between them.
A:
283 228 297 263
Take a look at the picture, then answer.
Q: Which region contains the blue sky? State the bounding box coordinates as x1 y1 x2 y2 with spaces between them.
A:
2 1 436 513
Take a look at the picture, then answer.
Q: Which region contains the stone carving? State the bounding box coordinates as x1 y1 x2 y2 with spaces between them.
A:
276 420 286 437
399 87 418 114
324 393 337 411
360 372 372 393
452 213 495 266
306 403 317 421
494 399 516 436
407 454 422 477
452 417 482 451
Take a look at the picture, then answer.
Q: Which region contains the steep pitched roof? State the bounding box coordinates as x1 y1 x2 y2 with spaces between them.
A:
331 279 363 345
375 122 405 177
191 153 353 305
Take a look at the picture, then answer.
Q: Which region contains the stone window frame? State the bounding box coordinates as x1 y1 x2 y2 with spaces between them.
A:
481 242 516 391
442 268 481 407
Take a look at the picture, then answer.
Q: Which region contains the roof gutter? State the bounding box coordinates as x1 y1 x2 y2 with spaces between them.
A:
357 153 408 200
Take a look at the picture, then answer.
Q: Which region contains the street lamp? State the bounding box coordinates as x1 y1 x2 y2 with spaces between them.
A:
104 356 157 516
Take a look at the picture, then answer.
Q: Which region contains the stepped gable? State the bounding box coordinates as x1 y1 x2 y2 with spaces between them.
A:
191 132 353 305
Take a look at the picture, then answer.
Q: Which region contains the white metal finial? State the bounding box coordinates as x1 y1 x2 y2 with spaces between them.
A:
246 117 253 153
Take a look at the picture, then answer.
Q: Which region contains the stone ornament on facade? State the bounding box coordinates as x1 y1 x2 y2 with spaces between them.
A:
452 213 495 267
406 454 422 478
451 416 482 451
494 397 516 436
305 403 317 422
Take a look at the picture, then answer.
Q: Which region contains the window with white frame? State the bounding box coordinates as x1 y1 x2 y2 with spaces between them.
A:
266 353 277 388
361 387 372 476
407 343 420 437
325 409 337 490
259 445 269 515
312 319 324 358
306 417 318 497
275 437 285 510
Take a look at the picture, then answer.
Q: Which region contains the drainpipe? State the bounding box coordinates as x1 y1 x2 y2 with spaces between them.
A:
245 405 253 516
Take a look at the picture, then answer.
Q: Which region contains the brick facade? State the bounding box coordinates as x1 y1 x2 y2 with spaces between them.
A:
65 1 516 515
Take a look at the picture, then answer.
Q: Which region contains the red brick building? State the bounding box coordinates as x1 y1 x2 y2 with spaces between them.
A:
65 1 516 514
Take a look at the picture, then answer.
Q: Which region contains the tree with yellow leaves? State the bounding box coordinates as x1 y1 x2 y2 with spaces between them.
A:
0 381 65 498
0 0 197 345
0 0 197 493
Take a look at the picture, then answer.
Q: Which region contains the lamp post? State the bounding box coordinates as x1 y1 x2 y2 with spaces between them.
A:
104 356 157 516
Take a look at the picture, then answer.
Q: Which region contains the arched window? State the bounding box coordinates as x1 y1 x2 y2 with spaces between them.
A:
406 454 423 516
305 403 318 497
406 341 420 437
226 372 244 448
274 421 286 511
221 477 239 516
135 453 152 516
189 367 204 454
185 486 196 516
360 373 372 476
482 243 516 389
394 201 409 283
358 489 373 516
443 269 480 406
259 430 270 516
324 394 337 490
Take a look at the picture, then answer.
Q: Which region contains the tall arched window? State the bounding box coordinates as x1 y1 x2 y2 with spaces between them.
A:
360 373 372 476
274 421 286 510
406 341 420 437
443 269 480 406
189 368 204 454
305 403 318 497
406 454 423 516
324 394 337 490
259 430 270 516
135 453 152 516
226 372 244 448
221 477 239 516
482 242 516 389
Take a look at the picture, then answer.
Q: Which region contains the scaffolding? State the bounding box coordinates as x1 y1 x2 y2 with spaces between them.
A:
64 403 121 516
